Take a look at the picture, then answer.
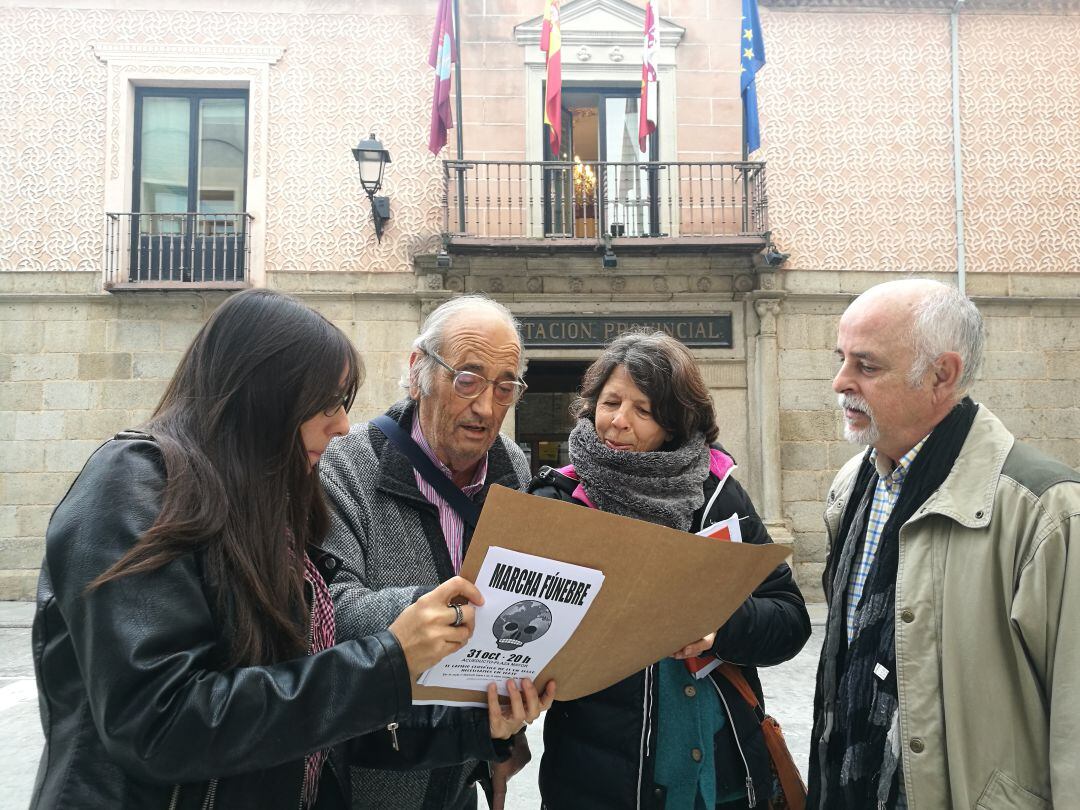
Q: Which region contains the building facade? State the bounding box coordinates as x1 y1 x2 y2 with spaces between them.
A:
1 0 1078 599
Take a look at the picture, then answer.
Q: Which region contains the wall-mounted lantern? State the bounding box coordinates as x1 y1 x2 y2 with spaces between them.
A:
351 133 392 242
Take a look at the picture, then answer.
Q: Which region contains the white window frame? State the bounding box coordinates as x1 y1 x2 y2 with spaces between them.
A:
94 43 284 286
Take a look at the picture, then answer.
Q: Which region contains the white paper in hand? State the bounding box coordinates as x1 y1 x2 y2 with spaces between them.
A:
418 546 604 695
697 513 743 543
686 513 742 679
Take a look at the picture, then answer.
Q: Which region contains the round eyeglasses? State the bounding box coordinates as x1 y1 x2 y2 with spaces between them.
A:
421 348 527 406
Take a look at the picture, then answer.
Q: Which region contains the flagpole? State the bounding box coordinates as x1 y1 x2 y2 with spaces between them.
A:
452 0 466 232
741 96 748 163
741 93 750 232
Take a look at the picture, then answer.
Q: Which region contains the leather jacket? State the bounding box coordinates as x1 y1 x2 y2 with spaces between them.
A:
30 435 415 809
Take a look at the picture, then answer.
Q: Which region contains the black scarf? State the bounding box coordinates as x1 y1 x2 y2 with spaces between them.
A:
820 397 978 809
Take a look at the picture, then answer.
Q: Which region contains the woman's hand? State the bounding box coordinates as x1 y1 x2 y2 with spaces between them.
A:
389 577 484 681
672 632 716 660
486 678 556 740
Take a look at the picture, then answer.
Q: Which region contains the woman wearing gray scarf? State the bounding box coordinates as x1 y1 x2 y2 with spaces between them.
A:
529 331 810 810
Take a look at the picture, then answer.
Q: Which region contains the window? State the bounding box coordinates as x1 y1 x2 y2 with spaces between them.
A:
129 88 250 282
543 86 660 238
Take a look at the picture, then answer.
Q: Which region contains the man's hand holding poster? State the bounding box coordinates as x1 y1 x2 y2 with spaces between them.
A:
418 547 604 695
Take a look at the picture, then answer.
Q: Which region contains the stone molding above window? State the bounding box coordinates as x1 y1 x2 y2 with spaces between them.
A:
760 0 1080 11
93 43 285 287
514 0 685 51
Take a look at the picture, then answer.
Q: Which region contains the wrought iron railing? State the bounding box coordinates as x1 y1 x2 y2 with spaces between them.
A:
442 160 767 241
105 212 253 287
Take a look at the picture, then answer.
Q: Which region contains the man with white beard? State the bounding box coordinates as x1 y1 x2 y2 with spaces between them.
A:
806 279 1080 810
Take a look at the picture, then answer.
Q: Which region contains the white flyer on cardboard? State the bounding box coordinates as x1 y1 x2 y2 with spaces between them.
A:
417 546 604 696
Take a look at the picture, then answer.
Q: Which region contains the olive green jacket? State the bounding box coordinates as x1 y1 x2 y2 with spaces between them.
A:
820 405 1080 810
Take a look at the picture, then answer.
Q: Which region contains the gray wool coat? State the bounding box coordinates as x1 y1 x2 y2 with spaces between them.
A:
319 398 531 810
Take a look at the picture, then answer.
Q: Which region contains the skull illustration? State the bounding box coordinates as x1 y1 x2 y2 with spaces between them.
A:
492 600 553 651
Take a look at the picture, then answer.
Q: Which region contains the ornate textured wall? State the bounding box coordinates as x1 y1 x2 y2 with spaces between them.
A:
958 14 1080 273
0 8 108 273
757 9 957 273
0 7 445 276
0 0 742 275
5 4 1076 277
757 6 1080 274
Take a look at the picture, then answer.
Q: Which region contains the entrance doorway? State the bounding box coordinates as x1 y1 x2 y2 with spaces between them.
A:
515 360 591 476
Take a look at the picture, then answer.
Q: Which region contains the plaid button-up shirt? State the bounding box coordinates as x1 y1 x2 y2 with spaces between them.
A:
411 413 487 574
845 436 928 643
301 553 336 806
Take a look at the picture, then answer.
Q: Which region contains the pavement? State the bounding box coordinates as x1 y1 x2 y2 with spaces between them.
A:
0 603 41 810
0 602 826 810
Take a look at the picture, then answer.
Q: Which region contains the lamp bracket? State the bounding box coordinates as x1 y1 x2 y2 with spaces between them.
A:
371 196 391 243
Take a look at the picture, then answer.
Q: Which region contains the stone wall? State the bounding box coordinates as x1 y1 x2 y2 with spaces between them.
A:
4 269 1078 600
778 271 1080 598
0 271 421 599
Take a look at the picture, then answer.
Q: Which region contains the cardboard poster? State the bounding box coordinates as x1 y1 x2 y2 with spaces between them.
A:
410 485 792 706
418 547 604 695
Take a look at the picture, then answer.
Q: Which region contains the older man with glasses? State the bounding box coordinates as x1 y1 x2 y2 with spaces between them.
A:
319 295 552 810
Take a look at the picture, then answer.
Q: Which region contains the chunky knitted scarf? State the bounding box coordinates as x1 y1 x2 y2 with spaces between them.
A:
567 418 711 531
819 397 978 809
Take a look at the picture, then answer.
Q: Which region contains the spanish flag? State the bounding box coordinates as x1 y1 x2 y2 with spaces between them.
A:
541 0 562 156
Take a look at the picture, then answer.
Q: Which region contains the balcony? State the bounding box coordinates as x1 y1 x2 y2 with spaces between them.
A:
105 212 253 290
442 160 768 253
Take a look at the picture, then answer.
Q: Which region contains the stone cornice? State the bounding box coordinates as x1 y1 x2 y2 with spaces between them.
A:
93 43 285 66
779 270 1080 303
761 0 1080 11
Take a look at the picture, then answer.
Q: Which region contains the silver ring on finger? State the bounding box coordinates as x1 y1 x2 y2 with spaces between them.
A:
449 602 464 628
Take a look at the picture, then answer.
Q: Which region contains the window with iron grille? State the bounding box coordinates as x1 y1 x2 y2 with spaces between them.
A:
126 87 250 284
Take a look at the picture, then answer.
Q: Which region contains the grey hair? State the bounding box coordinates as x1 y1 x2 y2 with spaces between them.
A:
907 282 985 396
400 294 524 397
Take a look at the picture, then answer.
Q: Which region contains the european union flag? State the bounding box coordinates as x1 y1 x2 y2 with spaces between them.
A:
740 0 766 155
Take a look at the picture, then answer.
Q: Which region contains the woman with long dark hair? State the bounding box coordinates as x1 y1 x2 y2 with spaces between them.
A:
530 330 811 810
31 289 539 810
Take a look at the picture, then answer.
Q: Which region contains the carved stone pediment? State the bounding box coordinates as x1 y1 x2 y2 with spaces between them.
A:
514 0 685 50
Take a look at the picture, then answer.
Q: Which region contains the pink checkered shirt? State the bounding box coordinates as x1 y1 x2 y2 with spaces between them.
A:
410 413 488 574
301 552 336 807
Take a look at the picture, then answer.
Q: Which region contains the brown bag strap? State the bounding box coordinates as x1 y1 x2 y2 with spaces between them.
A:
716 663 807 810
717 662 760 709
